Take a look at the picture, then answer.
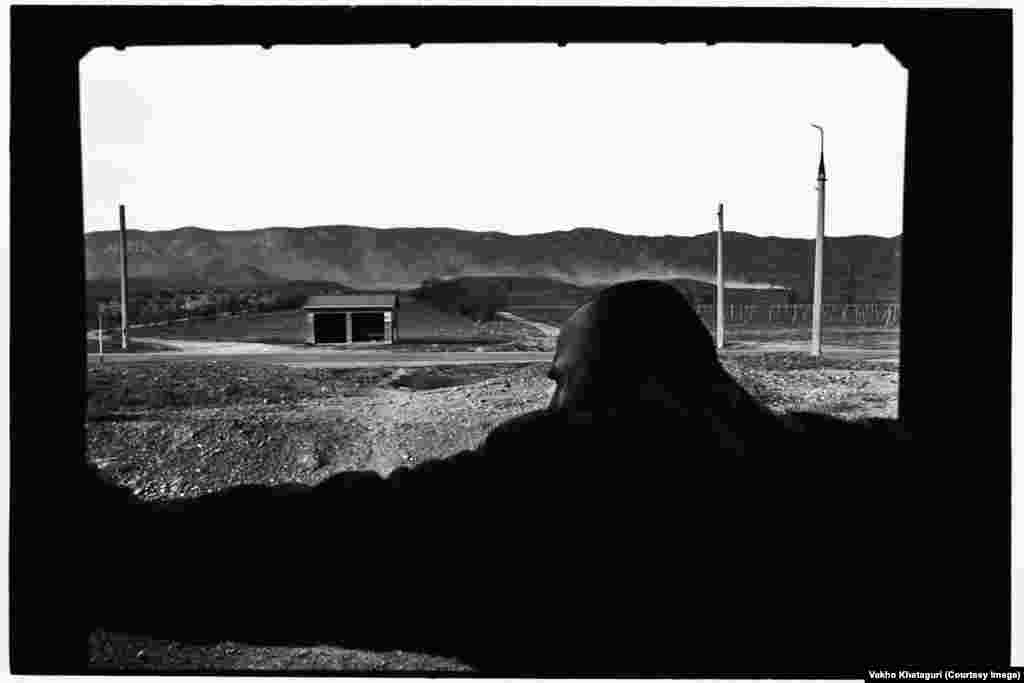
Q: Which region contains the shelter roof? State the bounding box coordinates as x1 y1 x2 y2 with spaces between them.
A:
304 294 398 309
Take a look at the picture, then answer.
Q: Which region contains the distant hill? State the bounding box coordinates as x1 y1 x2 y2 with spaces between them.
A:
85 277 355 298
85 225 901 302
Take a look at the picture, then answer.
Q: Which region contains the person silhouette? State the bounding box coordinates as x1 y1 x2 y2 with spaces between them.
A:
88 279 925 675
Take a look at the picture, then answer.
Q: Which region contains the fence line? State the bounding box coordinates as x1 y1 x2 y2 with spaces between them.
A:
693 303 900 326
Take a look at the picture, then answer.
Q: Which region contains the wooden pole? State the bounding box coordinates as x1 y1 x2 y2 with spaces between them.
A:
97 304 104 360
716 202 725 350
119 204 129 350
811 125 826 357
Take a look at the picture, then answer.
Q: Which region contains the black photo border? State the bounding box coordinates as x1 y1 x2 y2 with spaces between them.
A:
10 5 1012 676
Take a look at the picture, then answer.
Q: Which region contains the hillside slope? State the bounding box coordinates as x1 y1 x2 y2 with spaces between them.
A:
85 225 901 301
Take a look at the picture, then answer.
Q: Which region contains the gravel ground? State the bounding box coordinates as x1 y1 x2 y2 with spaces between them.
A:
722 353 899 420
87 352 898 670
89 630 473 672
87 362 553 501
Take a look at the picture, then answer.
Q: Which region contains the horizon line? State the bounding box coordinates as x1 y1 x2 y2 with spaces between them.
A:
83 223 902 240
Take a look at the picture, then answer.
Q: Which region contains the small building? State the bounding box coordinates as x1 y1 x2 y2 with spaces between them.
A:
303 294 399 344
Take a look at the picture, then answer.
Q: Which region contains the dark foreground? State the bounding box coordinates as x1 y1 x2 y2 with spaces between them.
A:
88 353 901 672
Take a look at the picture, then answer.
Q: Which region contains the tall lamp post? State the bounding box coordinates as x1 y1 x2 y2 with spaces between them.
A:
119 204 130 350
810 124 826 357
97 303 104 360
716 202 725 350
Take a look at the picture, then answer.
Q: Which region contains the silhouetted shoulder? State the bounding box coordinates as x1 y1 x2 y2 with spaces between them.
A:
782 410 910 438
778 411 911 460
477 408 559 444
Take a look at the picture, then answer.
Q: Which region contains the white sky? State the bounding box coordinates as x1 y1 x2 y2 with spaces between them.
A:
80 42 907 238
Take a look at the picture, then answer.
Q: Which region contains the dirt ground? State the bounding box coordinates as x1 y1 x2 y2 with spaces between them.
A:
87 351 898 672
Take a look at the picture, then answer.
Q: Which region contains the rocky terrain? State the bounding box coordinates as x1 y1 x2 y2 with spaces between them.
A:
87 355 896 501
87 362 554 501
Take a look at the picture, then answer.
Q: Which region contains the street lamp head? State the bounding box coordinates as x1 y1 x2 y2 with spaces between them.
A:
811 124 826 180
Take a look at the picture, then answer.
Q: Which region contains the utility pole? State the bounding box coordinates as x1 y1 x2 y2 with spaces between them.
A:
811 125 826 357
716 202 725 350
845 262 857 305
97 303 104 360
119 204 129 350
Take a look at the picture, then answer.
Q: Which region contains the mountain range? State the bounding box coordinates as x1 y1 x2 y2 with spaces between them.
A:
84 225 901 301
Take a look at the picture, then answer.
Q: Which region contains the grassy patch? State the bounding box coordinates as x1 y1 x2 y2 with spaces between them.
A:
394 299 529 342
724 325 900 349
137 298 534 346
131 310 310 344
505 306 899 350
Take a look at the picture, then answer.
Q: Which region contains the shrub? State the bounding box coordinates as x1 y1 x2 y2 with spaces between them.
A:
413 278 510 322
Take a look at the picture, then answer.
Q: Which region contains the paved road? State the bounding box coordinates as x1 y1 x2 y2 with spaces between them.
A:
87 349 555 369
497 311 561 338
86 345 896 369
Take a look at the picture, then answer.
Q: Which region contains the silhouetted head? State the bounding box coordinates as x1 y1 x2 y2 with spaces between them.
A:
547 280 733 414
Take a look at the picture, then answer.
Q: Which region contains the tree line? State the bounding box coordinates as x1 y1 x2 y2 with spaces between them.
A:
412 277 510 322
86 285 341 329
